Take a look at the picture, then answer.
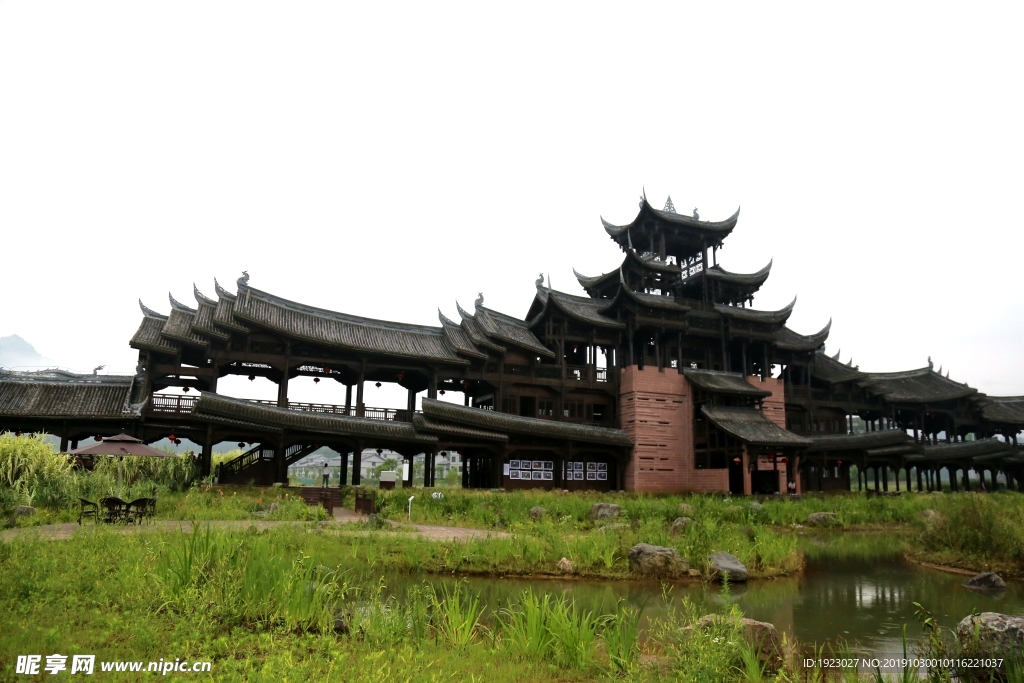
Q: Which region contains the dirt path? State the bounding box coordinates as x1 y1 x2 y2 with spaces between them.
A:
1 510 510 543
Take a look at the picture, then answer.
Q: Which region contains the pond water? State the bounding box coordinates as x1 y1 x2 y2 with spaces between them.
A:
389 533 1024 658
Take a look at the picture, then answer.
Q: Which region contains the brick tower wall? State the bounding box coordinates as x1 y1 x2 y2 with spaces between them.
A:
619 366 728 493
746 375 792 493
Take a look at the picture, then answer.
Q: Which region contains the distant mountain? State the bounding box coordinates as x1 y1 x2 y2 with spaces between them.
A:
0 335 56 370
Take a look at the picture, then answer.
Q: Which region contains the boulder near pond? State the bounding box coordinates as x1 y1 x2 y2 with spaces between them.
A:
708 551 748 582
628 543 689 578
590 503 621 521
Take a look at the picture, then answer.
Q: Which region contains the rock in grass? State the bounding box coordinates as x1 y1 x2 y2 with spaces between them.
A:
693 615 783 668
628 544 688 578
13 505 35 517
921 509 941 523
670 517 691 536
600 523 630 534
708 551 748 582
956 612 1024 664
529 506 547 520
805 512 838 527
590 503 621 520
748 502 764 513
556 557 575 574
963 572 1007 591
333 611 349 635
678 503 694 516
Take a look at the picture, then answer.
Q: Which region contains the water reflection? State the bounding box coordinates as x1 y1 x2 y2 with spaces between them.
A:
384 533 1024 658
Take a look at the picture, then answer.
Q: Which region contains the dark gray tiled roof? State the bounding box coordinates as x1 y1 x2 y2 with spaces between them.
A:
920 438 1013 460
574 267 618 291
714 297 796 324
0 370 139 418
775 321 831 352
441 324 488 360
806 430 915 453
461 304 554 358
602 199 740 237
976 396 1024 425
421 398 633 447
683 368 772 397
856 368 976 403
192 286 230 342
161 309 209 348
130 305 180 355
706 259 772 286
232 286 469 364
193 393 438 444
811 351 865 384
701 406 810 446
532 288 623 329
412 414 508 442
457 314 506 353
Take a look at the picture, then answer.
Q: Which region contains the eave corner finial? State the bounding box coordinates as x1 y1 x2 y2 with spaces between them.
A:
535 272 544 289
928 355 933 370
692 207 700 220
474 292 484 309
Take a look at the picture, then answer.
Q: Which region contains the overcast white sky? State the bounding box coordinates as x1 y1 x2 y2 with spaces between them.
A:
1 1 1022 406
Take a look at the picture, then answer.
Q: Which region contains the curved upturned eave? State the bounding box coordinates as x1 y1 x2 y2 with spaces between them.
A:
194 284 217 307
138 299 168 321
169 293 196 314
546 291 625 329
714 296 796 324
213 277 237 301
775 318 832 351
601 200 741 235
706 258 773 285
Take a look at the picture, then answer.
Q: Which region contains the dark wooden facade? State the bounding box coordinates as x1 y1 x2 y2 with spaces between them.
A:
1 194 1021 493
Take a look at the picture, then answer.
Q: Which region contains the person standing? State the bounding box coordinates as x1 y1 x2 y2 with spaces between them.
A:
322 461 330 488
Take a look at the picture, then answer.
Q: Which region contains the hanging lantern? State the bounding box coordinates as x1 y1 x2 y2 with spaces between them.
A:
376 448 383 455
168 434 176 441
314 377 320 384
396 372 404 381
462 380 469 388
238 442 245 448
247 442 253 446
732 457 741 464
95 435 103 442
440 389 446 395
15 431 22 437
373 382 380 388
836 460 843 466
248 375 255 381
323 366 331 373
174 439 182 445
183 386 190 392
778 457 788 464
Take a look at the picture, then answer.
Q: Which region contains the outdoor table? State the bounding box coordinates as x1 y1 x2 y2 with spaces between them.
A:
99 497 130 524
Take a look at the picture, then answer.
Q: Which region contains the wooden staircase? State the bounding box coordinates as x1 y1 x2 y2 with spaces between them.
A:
217 443 320 485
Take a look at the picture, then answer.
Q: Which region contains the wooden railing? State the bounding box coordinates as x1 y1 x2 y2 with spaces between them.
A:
148 394 414 423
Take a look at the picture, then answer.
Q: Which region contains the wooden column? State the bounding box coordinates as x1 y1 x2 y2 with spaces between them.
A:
407 388 416 412
339 449 349 486
277 369 289 408
201 424 213 477
404 456 413 488
655 331 663 371
356 369 365 415
345 384 353 413
677 332 684 373
425 451 435 487
873 466 880 491
275 436 288 484
428 368 438 399
351 441 363 486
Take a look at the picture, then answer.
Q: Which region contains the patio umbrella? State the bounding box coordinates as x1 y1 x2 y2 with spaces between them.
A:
70 434 175 497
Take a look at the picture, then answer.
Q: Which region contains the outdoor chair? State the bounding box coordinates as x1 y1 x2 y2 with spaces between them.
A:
126 498 156 524
98 497 130 524
77 498 99 525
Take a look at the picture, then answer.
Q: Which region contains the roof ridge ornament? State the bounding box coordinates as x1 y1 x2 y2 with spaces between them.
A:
168 292 196 313
663 196 676 213
474 292 484 309
237 271 250 289
138 299 166 320
535 273 544 289
692 207 700 220
928 356 933 370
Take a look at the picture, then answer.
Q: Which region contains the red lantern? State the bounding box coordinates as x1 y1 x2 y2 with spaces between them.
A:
95 435 103 442
15 431 22 436
778 457 788 464
836 460 843 466
397 372 404 381
314 377 320 383
732 457 741 464
323 366 331 373
248 375 255 381
174 439 182 445
168 434 176 442
440 389 446 396
238 442 245 448
183 386 190 392
375 382 381 388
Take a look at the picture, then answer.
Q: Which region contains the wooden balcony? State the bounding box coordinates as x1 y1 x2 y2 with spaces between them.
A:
146 394 414 423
